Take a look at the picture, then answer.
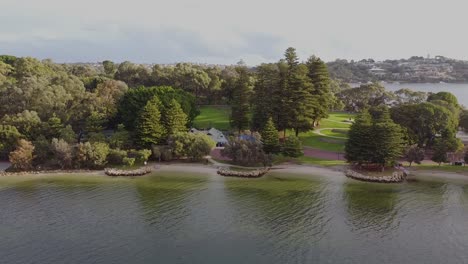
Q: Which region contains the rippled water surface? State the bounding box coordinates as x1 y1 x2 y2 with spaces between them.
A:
1 172 468 264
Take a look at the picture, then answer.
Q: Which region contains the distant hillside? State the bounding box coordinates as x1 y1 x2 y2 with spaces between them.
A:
326 56 468 83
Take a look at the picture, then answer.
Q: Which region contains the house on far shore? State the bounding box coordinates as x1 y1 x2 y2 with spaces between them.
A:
190 128 228 147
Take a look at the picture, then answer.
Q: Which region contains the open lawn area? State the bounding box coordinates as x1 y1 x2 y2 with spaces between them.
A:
298 112 355 152
193 105 231 130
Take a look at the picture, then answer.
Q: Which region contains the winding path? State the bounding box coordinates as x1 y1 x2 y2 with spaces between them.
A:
312 128 349 139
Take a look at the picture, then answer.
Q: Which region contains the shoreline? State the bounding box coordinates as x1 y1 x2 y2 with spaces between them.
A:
0 162 468 184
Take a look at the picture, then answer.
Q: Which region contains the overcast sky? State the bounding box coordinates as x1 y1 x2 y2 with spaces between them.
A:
1 0 467 65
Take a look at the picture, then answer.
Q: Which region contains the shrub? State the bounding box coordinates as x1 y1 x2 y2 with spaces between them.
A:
51 138 73 169
109 124 132 149
75 142 110 169
9 139 35 171
405 145 425 166
161 147 173 161
169 132 215 160
282 136 303 157
221 137 270 166
107 149 128 165
122 157 135 167
128 149 152 164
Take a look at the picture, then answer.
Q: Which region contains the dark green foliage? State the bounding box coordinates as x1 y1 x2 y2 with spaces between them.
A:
251 64 278 130
282 136 303 157
459 110 468 132
59 125 77 144
337 83 394 112
107 149 128 165
86 111 107 133
431 139 449 165
163 99 188 136
0 125 22 159
127 149 152 164
345 108 405 168
405 145 425 166
427 91 459 108
230 66 252 132
221 136 269 166
1 110 42 140
136 96 165 147
464 151 468 165
390 102 458 147
75 142 110 169
261 118 280 154
169 132 215 160
117 86 198 129
109 124 132 149
307 56 334 124
44 114 63 139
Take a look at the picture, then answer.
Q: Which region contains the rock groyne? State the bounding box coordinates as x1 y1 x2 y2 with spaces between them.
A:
345 169 406 183
104 167 153 177
217 168 270 178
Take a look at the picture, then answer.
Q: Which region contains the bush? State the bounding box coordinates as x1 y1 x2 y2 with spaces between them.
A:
221 137 270 166
9 139 35 171
282 136 303 157
161 147 173 161
109 124 132 149
128 149 152 164
122 157 135 167
75 142 110 169
107 149 128 165
169 132 215 160
51 138 73 169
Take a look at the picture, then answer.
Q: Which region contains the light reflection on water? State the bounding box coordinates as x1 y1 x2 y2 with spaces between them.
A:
0 172 467 264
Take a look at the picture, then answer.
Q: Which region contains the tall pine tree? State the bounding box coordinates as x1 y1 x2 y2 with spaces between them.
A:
136 96 165 147
163 99 188 136
230 64 252 132
283 47 316 136
306 56 333 126
261 117 280 153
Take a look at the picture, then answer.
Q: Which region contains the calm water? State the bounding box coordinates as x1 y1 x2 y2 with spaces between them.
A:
1 171 468 264
384 82 468 107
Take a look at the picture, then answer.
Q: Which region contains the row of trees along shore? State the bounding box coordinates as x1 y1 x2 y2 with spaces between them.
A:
345 90 467 170
0 47 333 170
2 47 468 170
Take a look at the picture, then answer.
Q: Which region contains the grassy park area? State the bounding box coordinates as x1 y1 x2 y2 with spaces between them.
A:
193 105 231 130
194 106 354 153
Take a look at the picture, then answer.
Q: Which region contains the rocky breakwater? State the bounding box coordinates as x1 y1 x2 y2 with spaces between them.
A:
345 169 406 183
105 166 153 177
217 168 270 178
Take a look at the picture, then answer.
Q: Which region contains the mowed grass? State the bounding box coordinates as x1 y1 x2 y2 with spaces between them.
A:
193 105 231 130
299 112 355 152
298 131 346 152
320 128 349 138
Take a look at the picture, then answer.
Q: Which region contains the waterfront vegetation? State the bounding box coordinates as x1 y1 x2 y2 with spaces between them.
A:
1 49 468 174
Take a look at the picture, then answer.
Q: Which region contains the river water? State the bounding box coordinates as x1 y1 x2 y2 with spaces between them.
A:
1 170 467 264
383 82 468 107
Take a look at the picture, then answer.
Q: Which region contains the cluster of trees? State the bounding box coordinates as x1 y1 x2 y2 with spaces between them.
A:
221 118 303 166
0 56 215 171
345 89 465 168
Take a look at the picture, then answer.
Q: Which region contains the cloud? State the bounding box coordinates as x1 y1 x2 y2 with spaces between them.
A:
1 0 468 64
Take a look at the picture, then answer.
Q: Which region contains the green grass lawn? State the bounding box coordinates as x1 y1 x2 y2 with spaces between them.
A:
193 105 231 130
298 131 346 152
299 112 355 152
320 128 349 138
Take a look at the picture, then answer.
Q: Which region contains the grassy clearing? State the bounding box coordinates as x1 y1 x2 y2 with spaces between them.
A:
193 105 231 130
299 112 355 152
320 128 349 138
273 154 347 167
